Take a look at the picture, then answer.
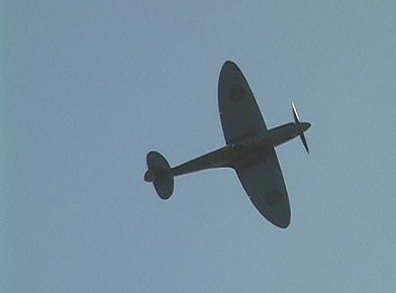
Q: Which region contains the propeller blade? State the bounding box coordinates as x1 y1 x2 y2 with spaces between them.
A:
300 133 310 154
292 102 300 123
292 102 310 154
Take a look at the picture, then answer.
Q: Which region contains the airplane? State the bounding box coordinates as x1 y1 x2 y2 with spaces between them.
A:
144 60 311 228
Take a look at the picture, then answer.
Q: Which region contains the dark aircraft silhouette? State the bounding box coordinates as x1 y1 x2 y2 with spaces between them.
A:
144 61 311 228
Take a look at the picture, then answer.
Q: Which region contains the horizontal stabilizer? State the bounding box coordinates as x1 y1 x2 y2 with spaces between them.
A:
144 151 174 199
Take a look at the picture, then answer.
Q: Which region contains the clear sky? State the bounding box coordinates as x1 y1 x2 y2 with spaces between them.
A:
2 1 396 292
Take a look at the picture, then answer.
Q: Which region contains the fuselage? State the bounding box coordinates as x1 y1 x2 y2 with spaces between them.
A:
171 122 310 177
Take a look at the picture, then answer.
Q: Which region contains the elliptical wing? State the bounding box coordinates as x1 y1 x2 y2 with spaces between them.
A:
219 61 291 228
235 148 291 228
218 61 268 144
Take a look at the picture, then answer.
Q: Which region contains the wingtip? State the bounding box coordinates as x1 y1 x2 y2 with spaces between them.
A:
223 60 236 67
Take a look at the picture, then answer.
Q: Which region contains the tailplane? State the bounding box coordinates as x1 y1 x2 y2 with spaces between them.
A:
144 151 174 199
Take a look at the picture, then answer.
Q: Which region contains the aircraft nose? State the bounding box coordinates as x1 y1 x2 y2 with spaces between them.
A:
301 122 311 132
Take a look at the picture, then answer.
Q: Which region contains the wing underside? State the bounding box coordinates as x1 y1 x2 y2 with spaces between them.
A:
218 61 291 228
235 148 291 228
218 61 268 144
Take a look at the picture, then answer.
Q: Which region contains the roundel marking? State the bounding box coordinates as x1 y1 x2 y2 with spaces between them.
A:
265 190 283 206
228 84 246 101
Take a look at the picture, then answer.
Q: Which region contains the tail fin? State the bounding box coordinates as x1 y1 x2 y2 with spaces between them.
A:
144 151 174 199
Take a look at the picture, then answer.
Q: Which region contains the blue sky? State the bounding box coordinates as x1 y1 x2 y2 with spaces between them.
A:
2 1 396 292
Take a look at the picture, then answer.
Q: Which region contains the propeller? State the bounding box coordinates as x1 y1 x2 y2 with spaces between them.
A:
292 102 310 154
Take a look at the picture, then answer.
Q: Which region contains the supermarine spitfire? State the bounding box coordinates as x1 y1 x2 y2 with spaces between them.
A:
144 61 311 228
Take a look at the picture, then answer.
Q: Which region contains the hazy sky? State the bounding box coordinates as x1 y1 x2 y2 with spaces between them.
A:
2 1 396 292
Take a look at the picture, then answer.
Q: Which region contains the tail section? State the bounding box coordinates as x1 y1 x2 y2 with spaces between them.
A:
144 151 174 199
